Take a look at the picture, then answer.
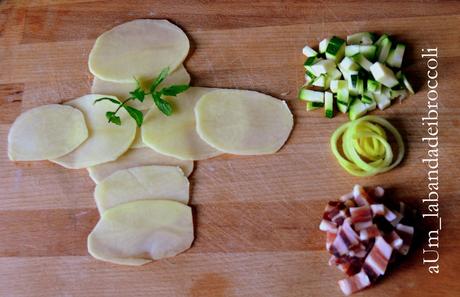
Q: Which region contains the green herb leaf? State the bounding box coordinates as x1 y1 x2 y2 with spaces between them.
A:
152 92 173 116
106 111 121 125
129 88 145 102
124 106 144 127
94 97 121 105
161 84 190 97
150 67 170 93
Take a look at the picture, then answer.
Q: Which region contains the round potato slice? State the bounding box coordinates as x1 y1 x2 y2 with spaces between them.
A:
88 200 194 266
95 165 189 213
51 95 136 169
87 147 194 183
91 64 191 111
89 19 190 83
8 104 88 161
195 89 293 155
142 87 222 160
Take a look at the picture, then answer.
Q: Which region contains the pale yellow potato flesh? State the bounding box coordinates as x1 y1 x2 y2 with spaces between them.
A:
89 19 190 83
195 89 293 155
142 87 223 160
51 95 136 169
87 200 194 266
8 104 88 161
87 147 193 183
91 64 191 111
94 165 189 213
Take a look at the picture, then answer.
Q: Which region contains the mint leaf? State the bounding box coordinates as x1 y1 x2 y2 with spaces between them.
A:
124 106 144 127
94 97 121 105
161 84 190 96
152 92 173 116
129 87 145 102
150 67 170 93
106 111 121 125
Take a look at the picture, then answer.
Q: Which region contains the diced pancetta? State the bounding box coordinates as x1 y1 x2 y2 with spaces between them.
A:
352 184 374 206
320 219 338 233
359 225 380 241
350 206 373 231
395 223 414 255
384 231 403 250
326 232 337 251
338 271 371 296
332 210 348 226
363 236 392 276
370 204 385 217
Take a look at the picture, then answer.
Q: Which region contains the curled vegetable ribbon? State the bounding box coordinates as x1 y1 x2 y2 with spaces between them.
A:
330 115 405 177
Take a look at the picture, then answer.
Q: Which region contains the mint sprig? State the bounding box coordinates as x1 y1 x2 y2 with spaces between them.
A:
94 67 190 127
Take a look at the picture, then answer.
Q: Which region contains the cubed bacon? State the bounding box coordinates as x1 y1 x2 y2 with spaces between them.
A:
326 232 337 251
372 186 385 198
320 219 338 233
338 271 371 296
395 223 414 255
349 244 367 258
352 185 374 206
331 220 360 256
383 206 397 221
363 236 392 276
384 231 403 250
323 201 343 221
370 204 385 217
332 210 348 226
359 225 380 241
340 192 354 202
338 257 362 276
350 206 373 231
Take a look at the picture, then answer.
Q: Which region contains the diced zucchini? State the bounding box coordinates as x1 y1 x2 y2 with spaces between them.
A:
357 78 365 95
337 101 349 113
312 74 327 88
302 45 318 57
351 53 372 71
374 93 391 110
345 45 360 57
306 101 324 111
337 84 350 105
365 100 377 112
328 68 342 80
319 38 330 54
370 62 399 88
299 89 325 103
367 79 381 93
386 43 406 68
325 36 346 62
359 45 377 61
390 89 408 101
381 86 391 97
303 56 317 68
347 32 376 45
330 80 340 93
396 71 415 94
361 92 374 104
324 92 334 118
309 59 336 76
349 99 368 120
377 37 392 63
339 56 360 71
348 74 359 95
374 34 389 47
305 70 316 80
338 64 359 81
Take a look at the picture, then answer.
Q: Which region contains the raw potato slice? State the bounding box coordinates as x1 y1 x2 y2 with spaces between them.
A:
51 95 136 169
8 104 88 161
87 200 194 266
142 87 222 160
88 147 193 183
95 165 189 213
195 89 293 155
91 65 191 111
89 19 190 83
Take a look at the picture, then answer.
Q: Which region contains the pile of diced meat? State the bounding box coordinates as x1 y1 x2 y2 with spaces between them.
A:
319 185 415 295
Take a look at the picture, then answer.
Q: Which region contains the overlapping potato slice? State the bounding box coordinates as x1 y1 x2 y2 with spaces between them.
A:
91 65 191 111
8 104 88 161
87 147 193 183
95 165 189 213
87 200 194 266
142 87 222 160
195 89 293 155
51 94 136 169
89 19 189 83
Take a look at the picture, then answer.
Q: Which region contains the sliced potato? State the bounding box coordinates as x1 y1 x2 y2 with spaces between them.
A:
87 200 194 265
142 87 222 160
87 147 193 183
95 165 189 213
8 104 88 161
91 65 191 111
89 19 189 83
195 89 293 155
51 94 136 169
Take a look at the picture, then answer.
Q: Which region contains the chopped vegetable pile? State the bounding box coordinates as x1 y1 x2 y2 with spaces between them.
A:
330 115 405 177
319 185 415 295
299 32 415 119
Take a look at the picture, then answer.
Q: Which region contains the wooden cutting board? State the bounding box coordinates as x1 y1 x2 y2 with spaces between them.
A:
1 1 459 296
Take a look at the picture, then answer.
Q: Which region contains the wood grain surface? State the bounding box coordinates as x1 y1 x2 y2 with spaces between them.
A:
1 1 460 296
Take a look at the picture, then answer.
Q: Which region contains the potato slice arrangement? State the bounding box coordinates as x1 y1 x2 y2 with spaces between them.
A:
7 19 294 266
